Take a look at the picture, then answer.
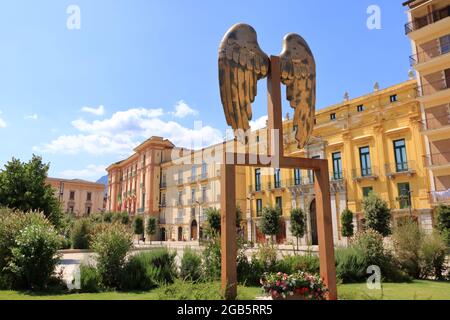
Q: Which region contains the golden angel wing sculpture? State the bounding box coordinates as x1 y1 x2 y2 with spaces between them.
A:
280 33 316 149
219 23 269 135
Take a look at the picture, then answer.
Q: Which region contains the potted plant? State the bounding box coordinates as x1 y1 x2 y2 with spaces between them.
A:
260 271 328 300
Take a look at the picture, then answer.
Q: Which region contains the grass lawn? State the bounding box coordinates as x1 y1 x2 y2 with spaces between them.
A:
338 280 450 300
1 280 449 300
0 284 262 301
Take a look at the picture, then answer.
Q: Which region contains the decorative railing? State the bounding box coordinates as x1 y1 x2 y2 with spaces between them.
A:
405 6 450 34
423 152 450 167
352 167 379 180
385 161 416 177
410 42 450 66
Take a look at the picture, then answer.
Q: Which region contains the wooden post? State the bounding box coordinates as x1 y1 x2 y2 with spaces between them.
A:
267 56 284 158
220 161 237 300
314 162 338 300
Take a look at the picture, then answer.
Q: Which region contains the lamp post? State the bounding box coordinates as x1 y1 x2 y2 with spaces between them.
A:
246 196 254 244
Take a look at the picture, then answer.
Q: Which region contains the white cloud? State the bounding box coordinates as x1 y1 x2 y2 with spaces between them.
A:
81 105 105 116
170 100 198 118
34 107 223 156
59 164 107 180
0 111 5 128
25 114 38 120
249 115 268 131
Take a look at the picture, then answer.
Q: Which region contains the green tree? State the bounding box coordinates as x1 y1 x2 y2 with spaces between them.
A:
341 208 354 238
146 216 157 244
290 208 306 251
133 216 144 244
0 155 62 227
435 204 450 247
362 193 391 237
204 207 244 236
259 207 281 244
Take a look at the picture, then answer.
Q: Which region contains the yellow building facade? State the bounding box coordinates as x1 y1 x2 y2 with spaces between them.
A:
106 80 433 245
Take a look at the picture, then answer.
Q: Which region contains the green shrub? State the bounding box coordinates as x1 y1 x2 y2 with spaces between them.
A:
112 212 130 225
71 218 92 249
120 249 177 290
254 242 278 271
8 221 62 290
259 207 281 243
91 223 133 289
290 208 306 250
275 252 320 275
79 264 102 293
202 235 222 281
392 219 423 279
420 232 447 280
133 216 144 242
237 252 262 286
335 246 366 283
180 248 202 281
362 193 391 237
435 205 450 248
204 208 221 235
341 209 354 237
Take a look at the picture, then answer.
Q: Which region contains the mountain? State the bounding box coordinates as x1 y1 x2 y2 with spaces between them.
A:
96 175 108 186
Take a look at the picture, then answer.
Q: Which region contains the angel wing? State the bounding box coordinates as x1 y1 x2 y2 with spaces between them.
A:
219 23 269 136
280 33 316 149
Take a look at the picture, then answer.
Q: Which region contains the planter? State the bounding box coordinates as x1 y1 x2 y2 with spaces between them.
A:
271 293 306 301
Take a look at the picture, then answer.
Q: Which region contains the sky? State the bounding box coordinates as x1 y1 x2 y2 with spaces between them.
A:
0 0 413 182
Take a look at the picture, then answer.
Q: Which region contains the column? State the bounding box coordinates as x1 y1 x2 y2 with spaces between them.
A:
330 193 339 245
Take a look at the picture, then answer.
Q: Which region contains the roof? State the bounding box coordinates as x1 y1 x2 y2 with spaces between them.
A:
46 177 105 188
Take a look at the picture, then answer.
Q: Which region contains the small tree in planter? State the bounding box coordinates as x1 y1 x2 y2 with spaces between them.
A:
341 209 354 245
259 207 281 245
362 193 391 237
146 216 157 245
290 208 305 252
204 207 244 237
133 216 144 244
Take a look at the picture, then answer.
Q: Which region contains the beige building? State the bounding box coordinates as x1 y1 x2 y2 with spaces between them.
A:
47 178 106 217
404 0 450 206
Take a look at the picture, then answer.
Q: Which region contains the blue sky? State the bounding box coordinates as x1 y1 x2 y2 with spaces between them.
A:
0 0 412 181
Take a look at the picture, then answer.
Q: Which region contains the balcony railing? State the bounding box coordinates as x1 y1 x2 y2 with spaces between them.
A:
199 173 208 180
267 180 285 190
405 6 450 34
175 217 184 224
177 179 183 186
331 171 344 181
410 42 450 66
423 152 450 167
420 114 450 131
160 181 167 188
176 200 183 207
417 78 450 97
429 189 450 204
190 176 196 183
352 167 379 181
385 161 416 177
137 208 145 214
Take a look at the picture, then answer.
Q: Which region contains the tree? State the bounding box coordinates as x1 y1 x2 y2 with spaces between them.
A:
290 208 306 251
435 204 450 247
362 193 391 237
146 216 157 244
204 207 242 236
0 155 62 227
259 207 281 244
133 216 144 244
341 208 354 238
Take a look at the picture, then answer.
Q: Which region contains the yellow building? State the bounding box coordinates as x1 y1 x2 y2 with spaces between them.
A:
246 80 431 246
47 177 106 217
404 0 450 207
106 80 432 245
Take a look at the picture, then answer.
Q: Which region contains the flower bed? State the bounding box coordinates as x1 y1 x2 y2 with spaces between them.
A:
260 272 328 300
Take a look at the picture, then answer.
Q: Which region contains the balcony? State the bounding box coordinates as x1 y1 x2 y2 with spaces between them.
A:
189 176 197 184
385 161 416 179
160 181 167 188
175 217 184 224
198 173 208 181
176 200 183 207
429 189 450 205
248 184 263 194
410 43 450 66
417 78 450 98
423 152 450 170
352 167 379 182
405 5 450 34
267 180 285 191
177 179 183 186
137 208 145 214
159 201 166 208
331 171 344 182
159 215 166 224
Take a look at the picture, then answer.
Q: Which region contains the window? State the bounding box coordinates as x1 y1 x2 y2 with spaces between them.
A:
293 124 298 132
275 196 282 214
161 193 166 206
201 162 207 178
191 188 196 203
440 34 450 55
177 209 183 219
330 113 336 121
308 156 320 183
178 191 183 206
142 154 146 167
359 146 372 176
390 94 398 103
393 139 408 172
332 152 343 180
256 199 263 216
69 206 74 214
256 135 260 143
86 192 92 201
357 105 365 112
313 118 317 125
178 170 183 184
397 183 411 209
274 168 281 188
294 168 301 186
191 207 196 218
86 207 91 216
69 191 75 200
363 187 373 198
141 192 145 209
255 169 261 191
202 186 207 203
191 165 197 181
